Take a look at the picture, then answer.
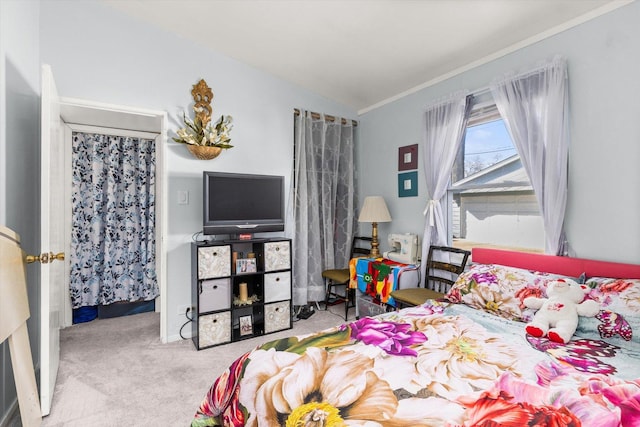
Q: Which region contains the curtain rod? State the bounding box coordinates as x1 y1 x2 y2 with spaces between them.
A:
294 108 358 127
471 85 491 97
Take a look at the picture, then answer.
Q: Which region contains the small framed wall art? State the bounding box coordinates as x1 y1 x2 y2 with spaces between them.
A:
398 144 418 171
398 171 418 197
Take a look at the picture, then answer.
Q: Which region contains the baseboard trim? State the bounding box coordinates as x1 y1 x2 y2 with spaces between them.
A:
167 332 192 343
0 398 19 427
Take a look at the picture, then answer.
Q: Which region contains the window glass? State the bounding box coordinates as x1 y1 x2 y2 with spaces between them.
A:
462 119 516 178
450 101 543 253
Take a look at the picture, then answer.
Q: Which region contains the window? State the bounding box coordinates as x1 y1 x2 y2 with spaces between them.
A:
449 99 544 252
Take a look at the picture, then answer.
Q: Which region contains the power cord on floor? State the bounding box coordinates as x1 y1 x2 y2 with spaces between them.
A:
293 303 353 322
179 307 193 340
324 303 357 321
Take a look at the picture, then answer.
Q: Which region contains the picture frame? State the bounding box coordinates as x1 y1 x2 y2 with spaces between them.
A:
236 258 257 274
398 171 418 197
398 144 418 171
239 315 253 336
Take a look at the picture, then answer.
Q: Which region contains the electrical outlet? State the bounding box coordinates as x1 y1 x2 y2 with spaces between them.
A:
177 304 192 315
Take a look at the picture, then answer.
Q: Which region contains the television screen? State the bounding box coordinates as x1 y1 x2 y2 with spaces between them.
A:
203 171 285 235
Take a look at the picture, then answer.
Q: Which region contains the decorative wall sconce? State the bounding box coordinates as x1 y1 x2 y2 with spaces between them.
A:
173 79 234 160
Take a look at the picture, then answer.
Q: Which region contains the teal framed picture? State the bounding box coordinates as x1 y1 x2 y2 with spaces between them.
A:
398 171 418 197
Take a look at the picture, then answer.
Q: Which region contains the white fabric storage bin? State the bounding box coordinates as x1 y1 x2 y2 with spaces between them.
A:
264 241 290 272
198 312 231 347
263 272 291 303
199 278 231 313
197 245 231 279
264 301 291 333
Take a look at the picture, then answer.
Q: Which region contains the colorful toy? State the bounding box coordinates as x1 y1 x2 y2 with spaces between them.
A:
524 278 600 344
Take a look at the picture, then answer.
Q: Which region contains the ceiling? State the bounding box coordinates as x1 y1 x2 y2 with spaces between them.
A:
102 0 628 114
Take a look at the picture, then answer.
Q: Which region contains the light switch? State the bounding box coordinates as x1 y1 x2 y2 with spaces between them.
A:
177 190 189 205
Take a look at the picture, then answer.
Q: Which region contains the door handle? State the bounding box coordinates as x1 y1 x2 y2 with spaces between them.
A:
25 252 65 264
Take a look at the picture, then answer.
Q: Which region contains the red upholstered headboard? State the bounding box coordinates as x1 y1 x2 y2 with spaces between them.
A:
472 248 640 279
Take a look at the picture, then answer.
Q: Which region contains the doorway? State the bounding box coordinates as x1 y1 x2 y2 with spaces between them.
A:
65 125 160 324
58 98 168 340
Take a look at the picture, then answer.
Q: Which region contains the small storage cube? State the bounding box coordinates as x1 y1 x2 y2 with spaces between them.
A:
264 272 291 303
264 240 290 272
198 312 231 348
198 245 231 279
199 278 231 313
264 301 291 333
357 295 388 318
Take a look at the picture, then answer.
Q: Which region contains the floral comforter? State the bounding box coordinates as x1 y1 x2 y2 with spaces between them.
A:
191 302 640 426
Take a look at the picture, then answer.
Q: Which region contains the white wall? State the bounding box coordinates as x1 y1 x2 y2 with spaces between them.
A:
39 0 357 341
358 1 640 264
0 0 42 422
462 194 545 250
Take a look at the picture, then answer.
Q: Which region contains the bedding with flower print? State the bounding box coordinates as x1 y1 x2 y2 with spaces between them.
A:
191 302 640 426
444 263 575 322
575 277 640 349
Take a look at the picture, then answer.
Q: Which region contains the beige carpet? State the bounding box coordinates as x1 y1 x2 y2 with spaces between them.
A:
40 306 348 427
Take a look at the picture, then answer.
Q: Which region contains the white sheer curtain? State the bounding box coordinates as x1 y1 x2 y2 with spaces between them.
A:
292 110 356 306
420 91 471 282
490 55 570 255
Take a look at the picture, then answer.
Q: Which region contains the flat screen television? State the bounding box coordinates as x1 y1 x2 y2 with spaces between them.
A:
203 171 285 236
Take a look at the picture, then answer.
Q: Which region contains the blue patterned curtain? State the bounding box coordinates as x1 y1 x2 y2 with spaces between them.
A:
70 132 158 308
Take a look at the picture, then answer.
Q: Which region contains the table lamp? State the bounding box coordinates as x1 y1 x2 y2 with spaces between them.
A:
358 196 392 258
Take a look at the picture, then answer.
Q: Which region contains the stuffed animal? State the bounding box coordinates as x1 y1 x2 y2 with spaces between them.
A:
523 278 600 344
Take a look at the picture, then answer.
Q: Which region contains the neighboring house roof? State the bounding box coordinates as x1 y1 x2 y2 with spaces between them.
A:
451 155 533 194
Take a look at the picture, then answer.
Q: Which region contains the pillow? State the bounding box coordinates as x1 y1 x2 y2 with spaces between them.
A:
583 277 640 318
574 277 640 348
445 263 581 322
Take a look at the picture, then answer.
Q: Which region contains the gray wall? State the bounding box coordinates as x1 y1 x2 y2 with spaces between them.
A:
358 1 640 264
2 1 639 422
38 0 358 342
0 0 42 423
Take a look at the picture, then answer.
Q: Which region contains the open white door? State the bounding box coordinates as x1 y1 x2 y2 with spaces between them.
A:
40 64 65 416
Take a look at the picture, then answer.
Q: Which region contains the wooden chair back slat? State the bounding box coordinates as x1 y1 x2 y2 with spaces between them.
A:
424 245 470 294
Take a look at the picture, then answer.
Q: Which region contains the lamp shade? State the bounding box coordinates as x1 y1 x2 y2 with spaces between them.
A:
358 196 392 223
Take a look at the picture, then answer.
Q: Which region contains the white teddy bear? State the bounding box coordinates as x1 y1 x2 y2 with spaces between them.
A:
523 278 600 344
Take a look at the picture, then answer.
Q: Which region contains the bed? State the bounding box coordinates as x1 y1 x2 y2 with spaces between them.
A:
191 248 640 426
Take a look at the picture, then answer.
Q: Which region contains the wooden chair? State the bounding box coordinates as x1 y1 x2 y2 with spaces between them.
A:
390 245 470 308
322 236 372 320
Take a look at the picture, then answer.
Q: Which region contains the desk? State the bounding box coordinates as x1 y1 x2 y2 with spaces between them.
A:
349 258 419 317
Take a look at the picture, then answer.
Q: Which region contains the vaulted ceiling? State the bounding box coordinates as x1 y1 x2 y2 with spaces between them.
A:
102 0 628 113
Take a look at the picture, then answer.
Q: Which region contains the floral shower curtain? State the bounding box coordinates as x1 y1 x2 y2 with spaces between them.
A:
70 131 158 308
292 110 357 306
